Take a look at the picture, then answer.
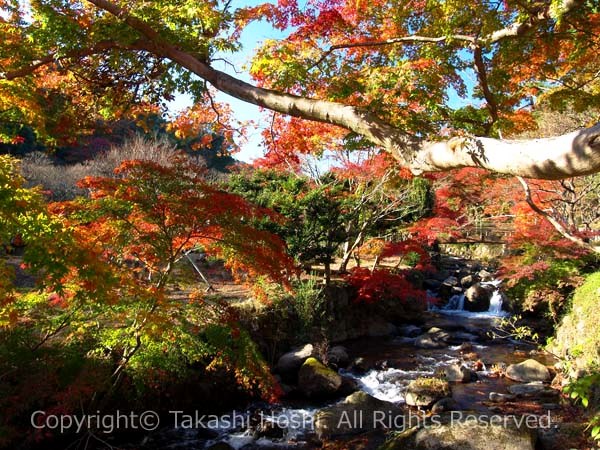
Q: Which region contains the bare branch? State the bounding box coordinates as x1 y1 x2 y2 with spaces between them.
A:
516 176 599 253
310 34 475 69
472 44 499 132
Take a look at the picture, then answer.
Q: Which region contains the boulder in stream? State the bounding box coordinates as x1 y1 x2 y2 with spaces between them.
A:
397 324 422 338
379 416 536 450
431 397 457 413
405 377 451 408
314 391 404 439
327 345 350 369
414 327 451 349
489 392 516 403
464 283 493 312
298 357 342 399
507 382 559 399
275 344 315 382
506 359 551 383
444 364 476 383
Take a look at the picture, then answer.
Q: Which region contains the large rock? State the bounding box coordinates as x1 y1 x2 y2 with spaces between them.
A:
275 344 315 382
431 397 457 413
444 364 476 383
460 274 477 288
489 392 516 403
397 324 422 338
405 378 451 408
314 391 404 439
297 357 342 399
464 283 493 312
379 417 536 450
507 382 559 399
478 269 494 281
327 346 350 369
414 327 451 349
506 359 551 383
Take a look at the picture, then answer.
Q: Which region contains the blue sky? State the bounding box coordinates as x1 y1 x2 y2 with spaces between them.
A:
167 3 286 163
167 2 480 164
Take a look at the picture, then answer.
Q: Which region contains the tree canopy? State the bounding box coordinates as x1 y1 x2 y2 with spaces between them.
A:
1 0 600 178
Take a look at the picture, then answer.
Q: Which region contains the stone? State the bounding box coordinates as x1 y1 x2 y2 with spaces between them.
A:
431 397 457 413
298 357 342 399
256 419 286 439
446 332 479 345
460 274 476 287
379 417 536 450
541 403 561 410
327 346 350 369
405 378 451 408
443 276 459 286
489 392 516 403
337 376 360 396
507 382 559 398
414 328 451 349
457 342 473 353
451 286 463 295
397 324 422 338
478 269 494 281
506 359 551 383
464 283 493 312
444 364 476 383
275 344 315 382
314 391 404 439
350 357 370 374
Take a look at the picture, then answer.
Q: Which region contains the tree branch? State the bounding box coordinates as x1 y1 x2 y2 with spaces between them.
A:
517 175 599 253
484 0 583 44
2 40 147 80
310 34 475 69
472 44 499 132
3 0 593 180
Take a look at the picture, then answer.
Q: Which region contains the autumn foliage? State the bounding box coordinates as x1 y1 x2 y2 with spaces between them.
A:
346 267 427 305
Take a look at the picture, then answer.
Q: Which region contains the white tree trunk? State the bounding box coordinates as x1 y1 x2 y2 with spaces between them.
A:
412 127 600 179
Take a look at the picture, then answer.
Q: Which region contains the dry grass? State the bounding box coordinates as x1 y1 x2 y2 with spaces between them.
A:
20 136 206 201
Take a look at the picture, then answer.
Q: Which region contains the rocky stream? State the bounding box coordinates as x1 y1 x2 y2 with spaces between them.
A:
132 257 586 450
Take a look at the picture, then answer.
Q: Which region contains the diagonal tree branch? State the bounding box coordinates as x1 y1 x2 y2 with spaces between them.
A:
4 0 599 180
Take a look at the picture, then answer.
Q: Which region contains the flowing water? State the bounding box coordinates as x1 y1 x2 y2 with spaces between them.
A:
142 285 555 449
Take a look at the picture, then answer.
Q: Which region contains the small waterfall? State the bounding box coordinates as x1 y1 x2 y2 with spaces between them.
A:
488 290 503 315
444 293 465 311
436 279 508 317
425 290 438 311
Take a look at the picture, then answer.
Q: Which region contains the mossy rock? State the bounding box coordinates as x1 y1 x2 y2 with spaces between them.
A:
298 357 342 398
405 377 451 408
549 271 600 370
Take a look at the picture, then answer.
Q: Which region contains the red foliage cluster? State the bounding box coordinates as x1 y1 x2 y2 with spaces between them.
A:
345 267 427 304
379 239 432 270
